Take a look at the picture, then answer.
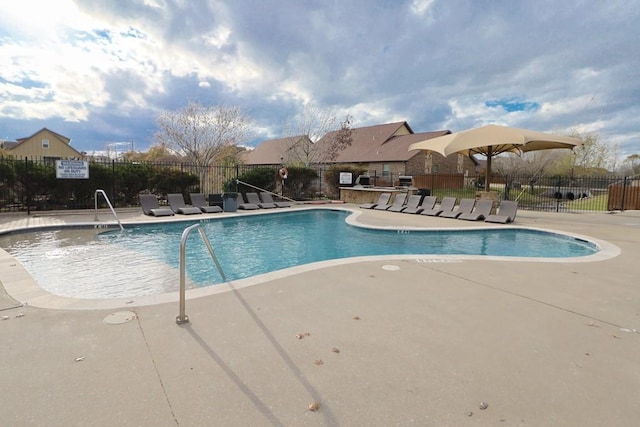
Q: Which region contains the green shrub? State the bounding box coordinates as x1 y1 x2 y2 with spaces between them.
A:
22 161 56 209
282 166 318 200
149 168 199 196
0 160 17 187
236 167 278 194
114 162 154 205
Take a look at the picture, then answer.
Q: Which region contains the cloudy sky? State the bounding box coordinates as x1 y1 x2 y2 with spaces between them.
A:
1 0 638 158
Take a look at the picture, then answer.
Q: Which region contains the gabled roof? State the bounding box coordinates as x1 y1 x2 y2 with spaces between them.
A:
8 127 83 157
246 121 454 165
16 127 71 144
355 130 452 162
242 135 312 164
315 121 410 163
317 121 451 163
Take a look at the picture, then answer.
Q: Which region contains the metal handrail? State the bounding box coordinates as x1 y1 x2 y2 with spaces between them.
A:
235 179 297 203
94 189 124 231
176 224 227 324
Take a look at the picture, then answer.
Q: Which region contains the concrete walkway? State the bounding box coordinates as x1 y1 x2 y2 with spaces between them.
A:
1 206 639 426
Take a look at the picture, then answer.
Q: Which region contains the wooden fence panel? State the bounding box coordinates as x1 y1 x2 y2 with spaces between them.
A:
413 174 466 190
607 181 640 210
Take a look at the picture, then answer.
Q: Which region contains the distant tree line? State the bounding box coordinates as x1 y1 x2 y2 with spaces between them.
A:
493 130 640 181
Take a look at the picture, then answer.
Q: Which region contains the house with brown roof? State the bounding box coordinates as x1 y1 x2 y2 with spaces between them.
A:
3 128 84 160
245 121 477 186
241 135 312 165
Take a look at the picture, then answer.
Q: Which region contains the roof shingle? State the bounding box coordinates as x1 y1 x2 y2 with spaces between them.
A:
242 135 312 165
316 121 450 163
244 121 452 165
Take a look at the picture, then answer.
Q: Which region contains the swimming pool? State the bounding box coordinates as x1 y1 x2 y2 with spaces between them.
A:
0 209 600 300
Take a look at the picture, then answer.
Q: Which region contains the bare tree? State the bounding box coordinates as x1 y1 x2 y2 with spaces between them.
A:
623 154 640 175
283 105 353 166
528 130 616 175
326 115 354 161
154 101 253 186
494 150 566 177
608 143 622 173
123 143 183 163
494 150 568 197
563 130 611 173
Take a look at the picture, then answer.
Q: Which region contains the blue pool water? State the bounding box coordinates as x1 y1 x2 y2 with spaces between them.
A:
2 209 599 299
105 209 597 281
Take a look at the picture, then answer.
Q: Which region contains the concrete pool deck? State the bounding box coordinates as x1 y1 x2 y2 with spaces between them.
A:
1 206 639 425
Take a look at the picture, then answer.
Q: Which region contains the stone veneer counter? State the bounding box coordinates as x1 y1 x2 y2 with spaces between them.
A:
339 187 414 204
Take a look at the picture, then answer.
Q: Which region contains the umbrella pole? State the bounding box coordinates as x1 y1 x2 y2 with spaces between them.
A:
485 146 492 192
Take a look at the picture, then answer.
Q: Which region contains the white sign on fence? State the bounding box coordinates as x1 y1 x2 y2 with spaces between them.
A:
339 172 353 185
56 160 89 179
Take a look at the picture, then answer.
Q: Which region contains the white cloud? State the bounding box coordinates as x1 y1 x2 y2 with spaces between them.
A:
143 0 165 9
410 0 436 17
348 101 406 126
539 94 596 118
0 0 638 158
444 98 499 127
273 80 313 105
0 0 85 37
202 26 232 49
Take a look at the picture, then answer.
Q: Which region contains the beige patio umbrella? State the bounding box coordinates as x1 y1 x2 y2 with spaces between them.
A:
409 124 582 191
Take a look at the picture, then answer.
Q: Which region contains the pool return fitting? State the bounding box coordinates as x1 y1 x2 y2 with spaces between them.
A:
176 224 227 325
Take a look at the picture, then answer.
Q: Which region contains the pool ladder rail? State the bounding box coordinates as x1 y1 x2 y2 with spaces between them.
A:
176 224 227 325
94 189 124 231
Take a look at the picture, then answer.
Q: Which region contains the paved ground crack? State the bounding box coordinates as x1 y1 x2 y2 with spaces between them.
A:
136 314 180 426
425 264 627 330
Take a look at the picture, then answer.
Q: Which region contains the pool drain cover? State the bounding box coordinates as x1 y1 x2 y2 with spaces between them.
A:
103 311 137 325
382 265 400 271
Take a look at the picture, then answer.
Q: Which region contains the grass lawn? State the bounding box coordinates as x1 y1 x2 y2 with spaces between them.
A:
564 194 609 211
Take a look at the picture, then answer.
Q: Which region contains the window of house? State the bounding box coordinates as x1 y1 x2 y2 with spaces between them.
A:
382 163 390 176
42 139 50 149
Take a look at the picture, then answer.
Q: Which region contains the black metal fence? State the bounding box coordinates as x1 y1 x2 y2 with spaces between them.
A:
361 170 639 213
1 156 638 213
0 156 330 212
416 173 638 213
